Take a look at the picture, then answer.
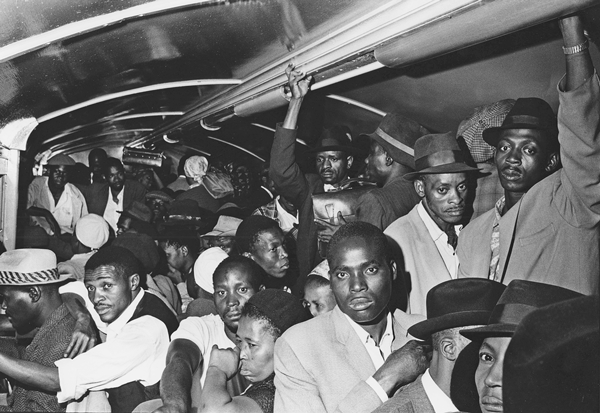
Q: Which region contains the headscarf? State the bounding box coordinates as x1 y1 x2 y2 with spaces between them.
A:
184 156 209 188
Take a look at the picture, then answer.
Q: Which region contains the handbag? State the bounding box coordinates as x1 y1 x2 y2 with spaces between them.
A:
311 178 377 258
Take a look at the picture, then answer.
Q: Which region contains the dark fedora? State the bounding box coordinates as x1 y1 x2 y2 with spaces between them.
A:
308 125 360 155
482 97 558 147
408 279 506 340
403 132 480 181
362 113 429 169
460 280 583 341
120 201 152 223
163 199 216 231
504 295 599 413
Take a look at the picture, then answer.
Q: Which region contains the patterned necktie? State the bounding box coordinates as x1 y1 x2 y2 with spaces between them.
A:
445 226 458 250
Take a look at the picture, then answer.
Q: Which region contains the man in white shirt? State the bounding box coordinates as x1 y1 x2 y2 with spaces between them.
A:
274 222 430 413
372 278 505 413
27 154 88 235
0 246 178 413
384 132 479 316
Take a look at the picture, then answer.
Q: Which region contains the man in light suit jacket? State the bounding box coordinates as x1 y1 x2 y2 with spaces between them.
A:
457 16 599 296
384 133 479 316
84 158 147 233
274 222 430 413
373 279 505 413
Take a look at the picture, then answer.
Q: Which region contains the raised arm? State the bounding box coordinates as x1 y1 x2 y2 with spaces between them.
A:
269 65 314 206
560 15 593 91
154 338 202 413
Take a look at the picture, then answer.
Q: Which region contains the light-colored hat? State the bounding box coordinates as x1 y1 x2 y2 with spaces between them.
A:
75 214 110 250
0 249 71 285
194 247 228 294
47 154 76 166
203 215 242 237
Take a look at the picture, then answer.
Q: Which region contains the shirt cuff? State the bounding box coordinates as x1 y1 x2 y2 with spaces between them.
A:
366 376 388 403
55 358 80 403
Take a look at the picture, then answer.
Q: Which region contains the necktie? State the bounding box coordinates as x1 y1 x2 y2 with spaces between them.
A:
445 226 458 250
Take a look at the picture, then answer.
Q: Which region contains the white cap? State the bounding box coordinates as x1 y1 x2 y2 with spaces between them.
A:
194 247 229 294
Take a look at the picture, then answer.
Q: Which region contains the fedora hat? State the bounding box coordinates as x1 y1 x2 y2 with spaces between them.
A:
363 113 429 169
308 125 360 156
0 249 72 285
203 215 242 237
163 199 216 231
408 279 506 340
403 132 480 181
145 190 173 204
460 280 583 341
450 341 481 413
482 97 558 148
121 201 152 223
46 154 76 166
504 295 599 413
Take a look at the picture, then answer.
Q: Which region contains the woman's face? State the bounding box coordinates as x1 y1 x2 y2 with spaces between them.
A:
236 315 276 383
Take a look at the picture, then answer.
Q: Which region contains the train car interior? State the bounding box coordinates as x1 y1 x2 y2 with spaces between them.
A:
0 0 599 248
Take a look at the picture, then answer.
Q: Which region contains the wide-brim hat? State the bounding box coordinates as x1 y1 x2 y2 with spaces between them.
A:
0 249 72 285
403 132 480 181
307 125 361 156
482 97 558 148
504 295 599 413
120 200 152 223
162 199 216 231
47 154 76 166
450 341 481 413
408 279 506 340
203 215 242 237
145 190 173 204
362 113 429 169
460 280 583 341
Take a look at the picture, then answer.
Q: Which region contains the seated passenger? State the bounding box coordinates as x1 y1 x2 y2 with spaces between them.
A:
384 132 479 316
202 215 242 256
154 256 265 413
145 190 173 224
175 156 220 213
302 273 336 318
0 249 75 412
372 279 505 413
0 247 177 413
201 289 307 413
84 157 147 233
27 154 88 236
274 222 430 413
455 280 582 413
236 216 296 294
457 16 599 295
117 201 158 238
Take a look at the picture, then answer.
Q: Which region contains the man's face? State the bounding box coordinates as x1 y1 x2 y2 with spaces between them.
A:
0 286 37 334
48 165 69 192
89 154 106 175
475 336 511 413
160 243 187 273
303 284 337 318
146 198 167 222
365 140 388 185
237 316 276 383
105 165 125 192
249 229 289 279
207 236 236 255
315 151 352 185
85 265 135 324
213 265 258 334
116 216 133 236
416 173 468 227
329 236 394 325
495 129 552 195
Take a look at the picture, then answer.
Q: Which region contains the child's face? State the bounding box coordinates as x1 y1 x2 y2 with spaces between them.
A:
303 284 337 318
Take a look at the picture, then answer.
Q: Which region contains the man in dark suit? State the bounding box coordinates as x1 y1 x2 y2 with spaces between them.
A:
373 279 505 413
84 158 146 233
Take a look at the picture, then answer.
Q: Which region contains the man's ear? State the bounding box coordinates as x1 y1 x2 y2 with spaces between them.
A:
390 259 397 282
440 337 459 361
414 179 425 198
259 284 266 291
346 155 354 169
129 273 140 291
28 286 41 303
545 151 561 173
181 246 189 257
242 252 254 261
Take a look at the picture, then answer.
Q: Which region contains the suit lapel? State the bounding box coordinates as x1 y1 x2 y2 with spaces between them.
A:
497 197 523 281
331 307 376 377
410 209 452 280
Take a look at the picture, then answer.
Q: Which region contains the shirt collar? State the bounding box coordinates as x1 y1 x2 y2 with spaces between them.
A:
344 311 394 346
417 201 462 242
421 369 458 413
104 288 145 337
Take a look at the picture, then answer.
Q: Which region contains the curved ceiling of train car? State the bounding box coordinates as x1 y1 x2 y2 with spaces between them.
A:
0 0 599 168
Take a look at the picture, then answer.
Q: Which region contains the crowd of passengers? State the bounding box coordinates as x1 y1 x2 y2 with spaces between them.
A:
0 14 597 413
